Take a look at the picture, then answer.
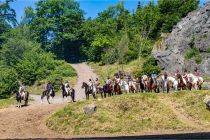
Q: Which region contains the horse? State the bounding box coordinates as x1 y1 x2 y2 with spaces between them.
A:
147 76 160 93
187 73 204 90
97 86 104 98
128 80 135 93
160 75 170 93
176 74 188 90
41 88 55 104
81 82 96 100
142 75 149 92
13 88 29 108
120 80 129 94
102 83 113 98
167 76 178 91
113 79 122 95
61 84 76 102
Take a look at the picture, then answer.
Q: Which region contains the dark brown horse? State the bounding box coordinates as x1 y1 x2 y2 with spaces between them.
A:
81 82 96 100
176 74 192 90
147 76 160 93
113 79 122 95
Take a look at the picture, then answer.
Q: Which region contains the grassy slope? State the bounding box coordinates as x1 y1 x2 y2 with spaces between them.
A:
0 96 16 109
47 91 210 135
89 59 144 83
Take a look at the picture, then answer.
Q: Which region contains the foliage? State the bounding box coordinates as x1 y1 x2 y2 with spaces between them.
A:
0 27 76 95
28 0 84 60
185 47 200 60
0 67 18 95
136 56 161 76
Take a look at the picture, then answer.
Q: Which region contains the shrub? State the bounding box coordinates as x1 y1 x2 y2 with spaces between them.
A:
135 56 161 77
0 67 18 95
185 47 200 60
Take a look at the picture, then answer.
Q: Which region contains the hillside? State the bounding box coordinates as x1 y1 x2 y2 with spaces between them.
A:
152 1 210 77
47 91 210 136
89 59 144 83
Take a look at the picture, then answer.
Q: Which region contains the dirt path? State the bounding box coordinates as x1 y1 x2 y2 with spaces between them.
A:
0 63 98 139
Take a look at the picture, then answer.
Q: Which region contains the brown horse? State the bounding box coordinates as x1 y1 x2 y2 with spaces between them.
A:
147 76 160 93
176 74 187 90
113 79 122 95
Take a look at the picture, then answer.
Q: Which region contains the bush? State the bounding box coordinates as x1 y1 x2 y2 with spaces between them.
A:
185 47 199 60
0 67 18 95
135 56 161 77
207 47 210 53
195 55 202 64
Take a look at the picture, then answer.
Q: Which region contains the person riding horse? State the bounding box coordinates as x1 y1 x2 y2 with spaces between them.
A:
64 81 71 94
88 79 93 91
194 67 200 77
95 78 100 93
182 69 189 83
45 81 53 95
151 71 157 84
18 80 26 98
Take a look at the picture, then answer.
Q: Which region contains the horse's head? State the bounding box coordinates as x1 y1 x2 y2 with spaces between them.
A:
176 74 181 79
12 88 19 96
81 82 87 89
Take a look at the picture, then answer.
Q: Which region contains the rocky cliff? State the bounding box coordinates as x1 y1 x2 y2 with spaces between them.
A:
152 1 210 77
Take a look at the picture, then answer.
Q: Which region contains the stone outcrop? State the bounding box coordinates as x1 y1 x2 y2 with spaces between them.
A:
83 104 97 115
152 2 210 76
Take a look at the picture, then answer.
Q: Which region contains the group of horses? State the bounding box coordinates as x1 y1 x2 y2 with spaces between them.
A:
81 73 204 100
13 83 76 108
13 72 204 107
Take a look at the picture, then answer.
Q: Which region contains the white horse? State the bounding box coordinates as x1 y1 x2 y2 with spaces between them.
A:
187 73 204 90
128 80 137 93
120 80 129 93
167 76 178 91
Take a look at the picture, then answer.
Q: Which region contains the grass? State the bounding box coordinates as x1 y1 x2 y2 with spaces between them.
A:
89 59 145 83
0 96 16 109
167 90 210 126
46 92 200 135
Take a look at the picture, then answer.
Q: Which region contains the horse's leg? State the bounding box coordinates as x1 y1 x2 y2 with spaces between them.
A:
47 95 51 104
41 92 45 103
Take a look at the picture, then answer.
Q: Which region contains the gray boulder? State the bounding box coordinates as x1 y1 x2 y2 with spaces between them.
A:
83 104 97 115
152 2 210 76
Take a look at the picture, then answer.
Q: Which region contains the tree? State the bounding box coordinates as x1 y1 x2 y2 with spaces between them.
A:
30 0 84 60
158 0 199 32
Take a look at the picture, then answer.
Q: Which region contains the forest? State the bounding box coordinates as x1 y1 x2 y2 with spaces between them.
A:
0 0 199 95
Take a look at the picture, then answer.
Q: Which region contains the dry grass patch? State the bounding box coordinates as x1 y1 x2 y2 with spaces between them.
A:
166 90 210 126
47 93 190 135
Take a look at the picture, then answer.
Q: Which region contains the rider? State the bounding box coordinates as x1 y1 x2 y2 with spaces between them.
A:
64 81 71 94
95 78 100 92
88 79 93 90
182 68 189 82
151 71 157 80
174 69 180 77
45 81 53 94
106 76 111 85
18 80 26 97
194 67 200 77
115 75 121 85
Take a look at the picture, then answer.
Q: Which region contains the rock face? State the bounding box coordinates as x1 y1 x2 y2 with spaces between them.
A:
152 2 210 76
83 104 97 115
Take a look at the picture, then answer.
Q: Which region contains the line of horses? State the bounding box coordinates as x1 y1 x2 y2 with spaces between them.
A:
81 73 204 100
13 72 204 107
